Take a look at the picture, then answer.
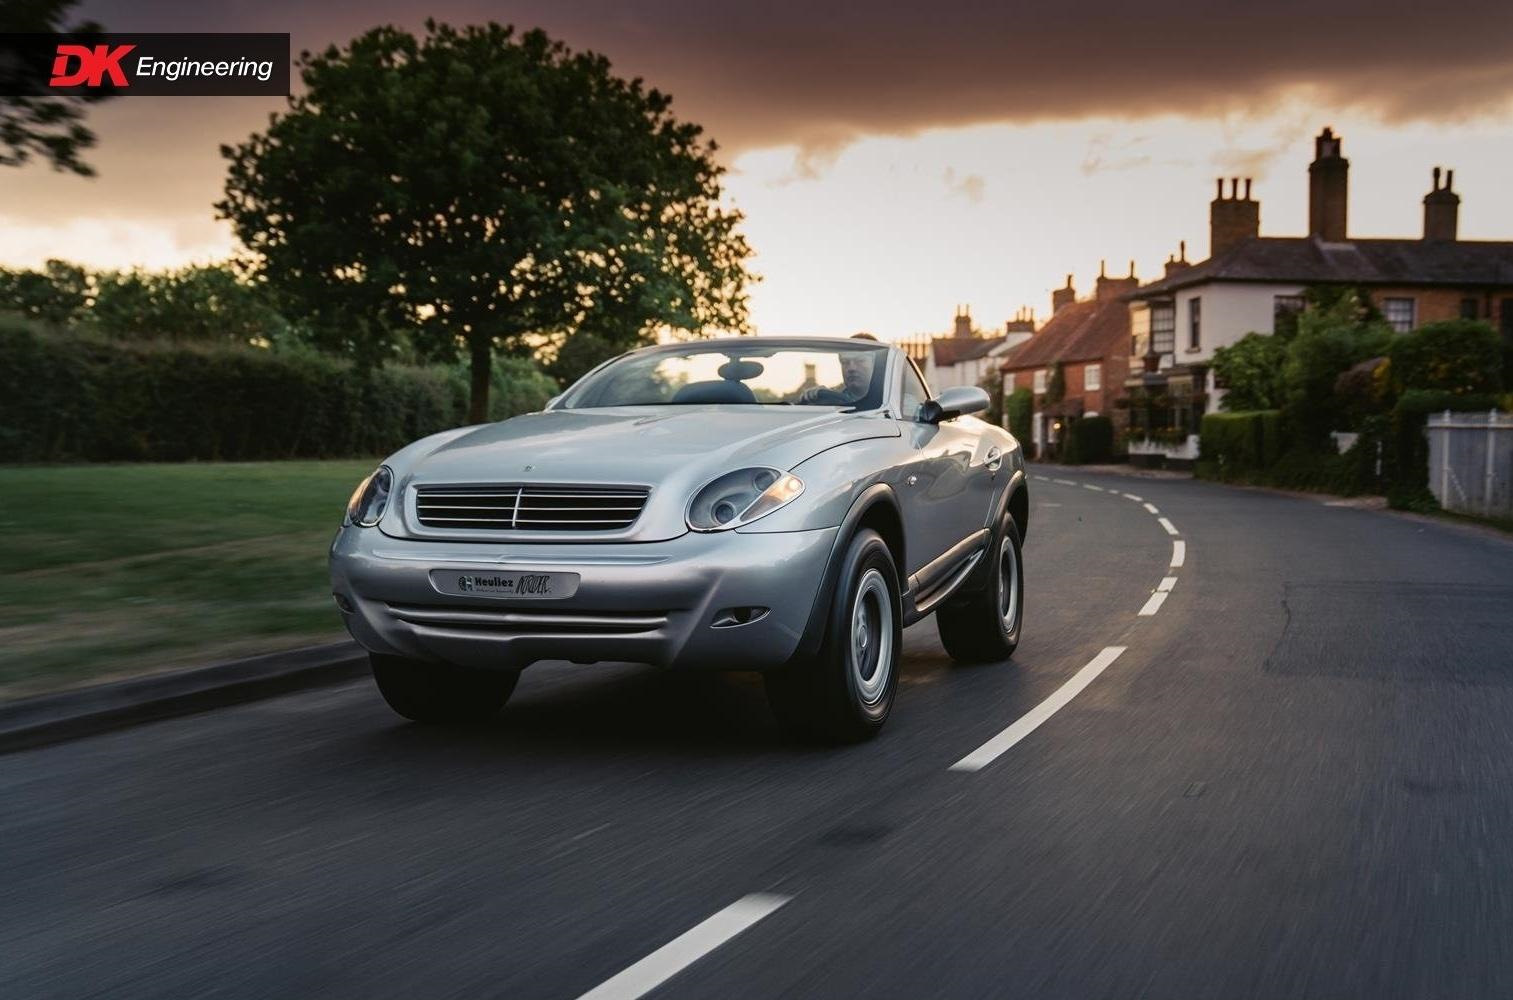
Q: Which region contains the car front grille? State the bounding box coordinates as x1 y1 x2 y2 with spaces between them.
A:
414 485 651 531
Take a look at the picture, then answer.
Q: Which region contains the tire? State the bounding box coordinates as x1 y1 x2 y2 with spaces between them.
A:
935 513 1024 664
370 653 518 724
764 528 902 742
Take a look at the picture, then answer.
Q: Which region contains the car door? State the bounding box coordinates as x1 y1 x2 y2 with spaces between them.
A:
893 360 985 583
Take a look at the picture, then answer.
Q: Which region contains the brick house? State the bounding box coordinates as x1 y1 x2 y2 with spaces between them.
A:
1000 267 1133 457
1125 127 1513 466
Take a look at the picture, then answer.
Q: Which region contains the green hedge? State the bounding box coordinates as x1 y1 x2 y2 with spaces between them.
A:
0 324 554 462
1061 415 1113 464
1383 390 1501 510
1199 410 1283 472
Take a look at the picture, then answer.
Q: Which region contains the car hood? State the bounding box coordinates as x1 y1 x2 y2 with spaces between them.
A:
384 405 898 542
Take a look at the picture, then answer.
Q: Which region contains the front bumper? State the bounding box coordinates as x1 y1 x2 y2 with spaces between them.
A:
329 525 838 672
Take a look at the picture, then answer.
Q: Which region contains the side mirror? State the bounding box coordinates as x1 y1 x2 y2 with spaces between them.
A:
919 385 990 423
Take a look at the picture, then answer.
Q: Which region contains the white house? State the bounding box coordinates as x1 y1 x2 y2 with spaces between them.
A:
1125 127 1513 467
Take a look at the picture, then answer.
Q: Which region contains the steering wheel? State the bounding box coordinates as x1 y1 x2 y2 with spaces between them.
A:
800 387 853 405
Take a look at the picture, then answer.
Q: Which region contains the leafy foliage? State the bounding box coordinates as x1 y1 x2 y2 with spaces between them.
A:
219 21 756 420
0 324 553 462
1281 287 1392 446
1061 415 1113 464
1005 387 1033 447
0 260 88 325
1388 319 1502 396
0 260 296 345
0 2 111 175
1212 333 1287 411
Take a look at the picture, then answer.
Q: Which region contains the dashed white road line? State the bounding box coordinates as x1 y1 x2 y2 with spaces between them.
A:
1083 483 1105 492
1122 493 1143 502
1158 576 1178 592
950 646 1128 773
1158 517 1179 536
1170 540 1186 568
1138 591 1169 616
575 894 792 1000
1053 478 1077 486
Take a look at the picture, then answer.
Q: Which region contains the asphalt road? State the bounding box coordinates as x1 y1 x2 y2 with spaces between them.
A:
6 466 1513 999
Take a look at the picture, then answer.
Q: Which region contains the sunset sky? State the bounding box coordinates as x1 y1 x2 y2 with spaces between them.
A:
6 1 1513 340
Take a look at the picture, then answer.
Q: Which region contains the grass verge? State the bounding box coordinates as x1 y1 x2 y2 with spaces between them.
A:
0 460 375 699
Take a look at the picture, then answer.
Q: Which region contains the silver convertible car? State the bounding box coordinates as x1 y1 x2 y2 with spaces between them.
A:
331 336 1027 741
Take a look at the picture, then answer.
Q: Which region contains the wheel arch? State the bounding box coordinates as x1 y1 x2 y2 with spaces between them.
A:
789 484 905 663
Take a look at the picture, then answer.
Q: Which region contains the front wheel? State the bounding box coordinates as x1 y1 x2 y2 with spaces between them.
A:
936 515 1024 663
370 653 518 723
764 528 902 742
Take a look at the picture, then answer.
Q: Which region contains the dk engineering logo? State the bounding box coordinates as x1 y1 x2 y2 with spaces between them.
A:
1 33 289 97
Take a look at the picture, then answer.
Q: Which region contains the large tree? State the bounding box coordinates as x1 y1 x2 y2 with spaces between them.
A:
219 21 755 420
0 1 109 175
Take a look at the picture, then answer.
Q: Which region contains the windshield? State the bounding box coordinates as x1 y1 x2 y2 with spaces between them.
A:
558 342 890 409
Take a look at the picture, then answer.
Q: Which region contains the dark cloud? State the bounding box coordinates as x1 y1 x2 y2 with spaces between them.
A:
71 0 1513 156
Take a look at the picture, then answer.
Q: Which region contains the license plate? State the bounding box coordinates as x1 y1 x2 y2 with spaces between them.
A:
429 569 580 599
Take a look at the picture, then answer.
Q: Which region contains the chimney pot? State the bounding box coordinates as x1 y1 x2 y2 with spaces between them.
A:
1244 178 1252 200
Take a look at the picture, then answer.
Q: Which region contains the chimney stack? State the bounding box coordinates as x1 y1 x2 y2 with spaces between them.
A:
1423 166 1460 241
1095 259 1139 302
953 304 973 338
1051 274 1076 314
1164 240 1192 277
1210 176 1260 257
1004 306 1035 335
1308 127 1349 242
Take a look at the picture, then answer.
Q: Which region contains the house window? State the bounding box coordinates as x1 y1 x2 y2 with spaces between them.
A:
1150 302 1175 355
1461 297 1480 320
1033 369 1047 395
1188 297 1202 351
1273 294 1304 334
1084 363 1101 391
1384 297 1416 333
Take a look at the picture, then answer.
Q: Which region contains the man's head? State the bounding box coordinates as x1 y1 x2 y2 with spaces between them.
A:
839 348 878 396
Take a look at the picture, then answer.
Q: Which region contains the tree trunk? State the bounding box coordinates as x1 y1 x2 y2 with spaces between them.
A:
468 338 492 424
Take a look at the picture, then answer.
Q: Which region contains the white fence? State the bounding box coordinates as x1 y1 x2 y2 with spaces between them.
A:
1426 410 1513 517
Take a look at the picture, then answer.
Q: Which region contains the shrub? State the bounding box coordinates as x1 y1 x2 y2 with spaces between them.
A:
1199 410 1283 472
0 326 552 463
1383 389 1501 510
1388 319 1502 396
1061 415 1113 464
1005 387 1033 447
1212 333 1288 412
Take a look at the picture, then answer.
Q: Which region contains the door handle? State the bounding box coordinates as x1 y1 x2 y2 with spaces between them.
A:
986 447 1003 473
906 474 919 486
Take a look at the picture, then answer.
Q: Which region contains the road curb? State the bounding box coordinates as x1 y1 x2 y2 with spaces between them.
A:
0 641 368 754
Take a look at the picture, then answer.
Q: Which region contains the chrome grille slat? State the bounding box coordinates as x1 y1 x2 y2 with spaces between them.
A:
388 603 667 634
415 484 649 532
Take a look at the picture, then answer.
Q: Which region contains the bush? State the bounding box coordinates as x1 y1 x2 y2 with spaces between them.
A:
1383 389 1501 510
0 326 552 463
1061 415 1113 464
1388 320 1502 396
1199 410 1283 472
1005 388 1033 447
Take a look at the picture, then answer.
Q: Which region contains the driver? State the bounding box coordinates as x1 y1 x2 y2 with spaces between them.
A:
797 335 880 404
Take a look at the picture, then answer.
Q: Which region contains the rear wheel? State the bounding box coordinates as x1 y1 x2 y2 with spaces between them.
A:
764 528 902 742
370 653 518 723
936 514 1023 663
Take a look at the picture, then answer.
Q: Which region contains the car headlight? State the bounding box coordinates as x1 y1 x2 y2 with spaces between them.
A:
687 467 805 532
345 466 393 527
